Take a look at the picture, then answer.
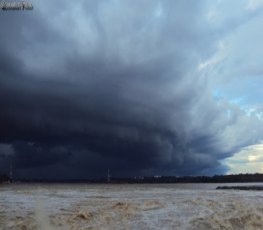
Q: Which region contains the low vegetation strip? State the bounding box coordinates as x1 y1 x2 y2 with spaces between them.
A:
216 186 263 190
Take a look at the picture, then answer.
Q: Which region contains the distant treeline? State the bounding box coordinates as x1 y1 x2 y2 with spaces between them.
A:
122 173 263 183
4 173 263 184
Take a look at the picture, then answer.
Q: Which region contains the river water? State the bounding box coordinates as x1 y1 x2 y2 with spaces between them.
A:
1 183 263 229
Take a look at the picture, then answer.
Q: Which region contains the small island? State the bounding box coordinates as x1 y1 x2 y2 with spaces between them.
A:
216 186 263 191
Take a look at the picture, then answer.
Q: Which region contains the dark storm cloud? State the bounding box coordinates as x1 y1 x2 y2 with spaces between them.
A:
1 0 263 179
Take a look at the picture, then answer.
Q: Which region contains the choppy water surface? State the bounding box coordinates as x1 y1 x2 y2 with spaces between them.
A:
1 183 263 230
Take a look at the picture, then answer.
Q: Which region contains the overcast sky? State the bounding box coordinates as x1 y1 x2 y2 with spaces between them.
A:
1 0 263 179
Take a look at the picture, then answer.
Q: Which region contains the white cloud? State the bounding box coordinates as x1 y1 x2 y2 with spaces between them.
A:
224 142 263 173
198 41 227 71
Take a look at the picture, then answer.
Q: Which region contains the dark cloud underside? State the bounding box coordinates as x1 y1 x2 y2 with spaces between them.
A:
0 0 263 179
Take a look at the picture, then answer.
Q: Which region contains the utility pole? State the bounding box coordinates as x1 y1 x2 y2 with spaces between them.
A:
107 168 110 183
9 161 13 183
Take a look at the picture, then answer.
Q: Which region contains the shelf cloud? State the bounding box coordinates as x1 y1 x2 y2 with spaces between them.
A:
1 0 263 179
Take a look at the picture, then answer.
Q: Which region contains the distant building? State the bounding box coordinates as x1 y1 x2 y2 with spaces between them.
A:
9 162 13 183
0 175 9 184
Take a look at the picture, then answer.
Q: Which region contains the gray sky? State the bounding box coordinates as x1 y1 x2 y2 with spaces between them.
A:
1 0 263 179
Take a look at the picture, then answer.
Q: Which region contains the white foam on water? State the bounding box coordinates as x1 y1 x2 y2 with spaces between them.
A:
1 183 263 229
